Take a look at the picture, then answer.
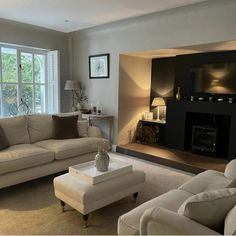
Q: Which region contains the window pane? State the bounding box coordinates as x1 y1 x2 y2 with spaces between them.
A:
35 85 45 113
2 84 18 117
34 54 46 83
1 48 17 83
22 84 33 114
21 53 33 83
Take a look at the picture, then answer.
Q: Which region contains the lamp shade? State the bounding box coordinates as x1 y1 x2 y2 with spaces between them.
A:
151 97 165 107
64 80 80 90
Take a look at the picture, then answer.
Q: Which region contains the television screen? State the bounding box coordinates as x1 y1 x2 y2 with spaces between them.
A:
190 62 236 95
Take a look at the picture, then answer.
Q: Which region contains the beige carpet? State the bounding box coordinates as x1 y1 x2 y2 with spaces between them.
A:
0 152 192 235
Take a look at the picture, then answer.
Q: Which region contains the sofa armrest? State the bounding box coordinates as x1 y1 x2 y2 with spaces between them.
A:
140 207 220 235
88 126 102 138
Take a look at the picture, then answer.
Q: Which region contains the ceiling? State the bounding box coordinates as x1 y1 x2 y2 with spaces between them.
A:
0 0 207 33
126 40 236 59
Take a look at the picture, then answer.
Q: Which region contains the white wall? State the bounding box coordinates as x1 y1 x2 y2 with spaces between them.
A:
118 55 151 145
0 19 70 112
69 0 236 144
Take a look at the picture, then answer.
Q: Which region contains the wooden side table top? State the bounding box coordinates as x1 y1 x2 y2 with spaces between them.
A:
82 114 113 120
140 119 166 125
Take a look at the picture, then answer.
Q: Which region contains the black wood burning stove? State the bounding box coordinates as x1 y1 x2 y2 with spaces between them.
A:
191 126 218 155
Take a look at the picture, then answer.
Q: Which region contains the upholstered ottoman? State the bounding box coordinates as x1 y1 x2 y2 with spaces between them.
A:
53 170 145 227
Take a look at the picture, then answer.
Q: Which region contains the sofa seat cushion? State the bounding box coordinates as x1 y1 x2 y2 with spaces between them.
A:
35 137 109 160
118 189 193 235
0 144 54 175
178 170 232 195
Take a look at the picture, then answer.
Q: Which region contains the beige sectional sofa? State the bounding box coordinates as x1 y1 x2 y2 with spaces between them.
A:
0 114 108 189
118 160 236 235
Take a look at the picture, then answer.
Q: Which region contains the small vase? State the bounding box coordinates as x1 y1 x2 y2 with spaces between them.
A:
95 151 110 172
76 102 82 111
176 87 181 100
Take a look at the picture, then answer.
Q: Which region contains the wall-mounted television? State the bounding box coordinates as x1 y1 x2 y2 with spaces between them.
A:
190 62 236 95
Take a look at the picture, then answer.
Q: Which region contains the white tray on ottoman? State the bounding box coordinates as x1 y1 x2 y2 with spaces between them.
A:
53 161 145 227
69 158 133 184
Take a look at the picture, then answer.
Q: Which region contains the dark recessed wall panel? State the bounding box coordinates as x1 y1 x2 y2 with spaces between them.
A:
175 50 236 99
151 50 236 104
150 57 175 106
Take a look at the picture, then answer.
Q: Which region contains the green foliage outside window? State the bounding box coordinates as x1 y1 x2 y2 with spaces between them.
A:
1 50 45 116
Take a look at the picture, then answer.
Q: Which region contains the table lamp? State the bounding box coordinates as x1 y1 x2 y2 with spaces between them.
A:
151 97 165 121
64 80 80 111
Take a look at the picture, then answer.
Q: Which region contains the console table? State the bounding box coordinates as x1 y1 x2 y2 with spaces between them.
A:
82 114 113 143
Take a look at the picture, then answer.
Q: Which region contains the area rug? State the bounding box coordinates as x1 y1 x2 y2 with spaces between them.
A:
0 152 192 235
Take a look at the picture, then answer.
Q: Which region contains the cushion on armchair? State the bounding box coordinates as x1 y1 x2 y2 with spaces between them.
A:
178 188 236 230
224 159 236 180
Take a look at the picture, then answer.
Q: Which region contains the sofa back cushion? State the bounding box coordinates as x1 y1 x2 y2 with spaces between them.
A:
224 204 236 235
178 188 236 230
78 120 89 137
0 116 30 146
27 114 53 143
0 125 10 150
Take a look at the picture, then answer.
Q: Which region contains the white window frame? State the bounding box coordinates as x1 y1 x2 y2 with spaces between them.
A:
0 43 59 117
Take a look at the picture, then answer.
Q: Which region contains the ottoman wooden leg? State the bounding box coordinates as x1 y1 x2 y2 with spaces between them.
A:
83 214 89 228
60 200 65 212
133 192 138 203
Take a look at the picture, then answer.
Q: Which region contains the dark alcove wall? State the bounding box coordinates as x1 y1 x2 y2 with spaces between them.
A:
150 57 176 104
151 50 236 104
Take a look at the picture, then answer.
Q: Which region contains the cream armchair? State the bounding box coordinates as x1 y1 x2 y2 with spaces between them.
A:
118 160 236 235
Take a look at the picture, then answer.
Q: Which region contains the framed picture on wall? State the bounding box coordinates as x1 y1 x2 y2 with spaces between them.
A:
89 53 110 79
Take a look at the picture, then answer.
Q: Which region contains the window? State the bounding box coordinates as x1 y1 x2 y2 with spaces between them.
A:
0 44 60 117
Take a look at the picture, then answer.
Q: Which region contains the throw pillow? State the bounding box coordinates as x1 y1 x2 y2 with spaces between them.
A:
178 188 236 230
224 204 236 235
52 115 79 139
77 120 88 137
0 125 9 150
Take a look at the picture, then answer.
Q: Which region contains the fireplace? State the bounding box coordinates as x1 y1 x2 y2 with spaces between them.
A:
165 100 234 160
191 126 218 155
183 111 230 158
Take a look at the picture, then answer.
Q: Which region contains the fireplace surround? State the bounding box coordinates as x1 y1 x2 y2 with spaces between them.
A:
165 100 235 160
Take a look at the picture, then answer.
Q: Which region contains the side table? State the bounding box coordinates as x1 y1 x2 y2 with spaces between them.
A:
139 119 166 145
82 114 113 144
